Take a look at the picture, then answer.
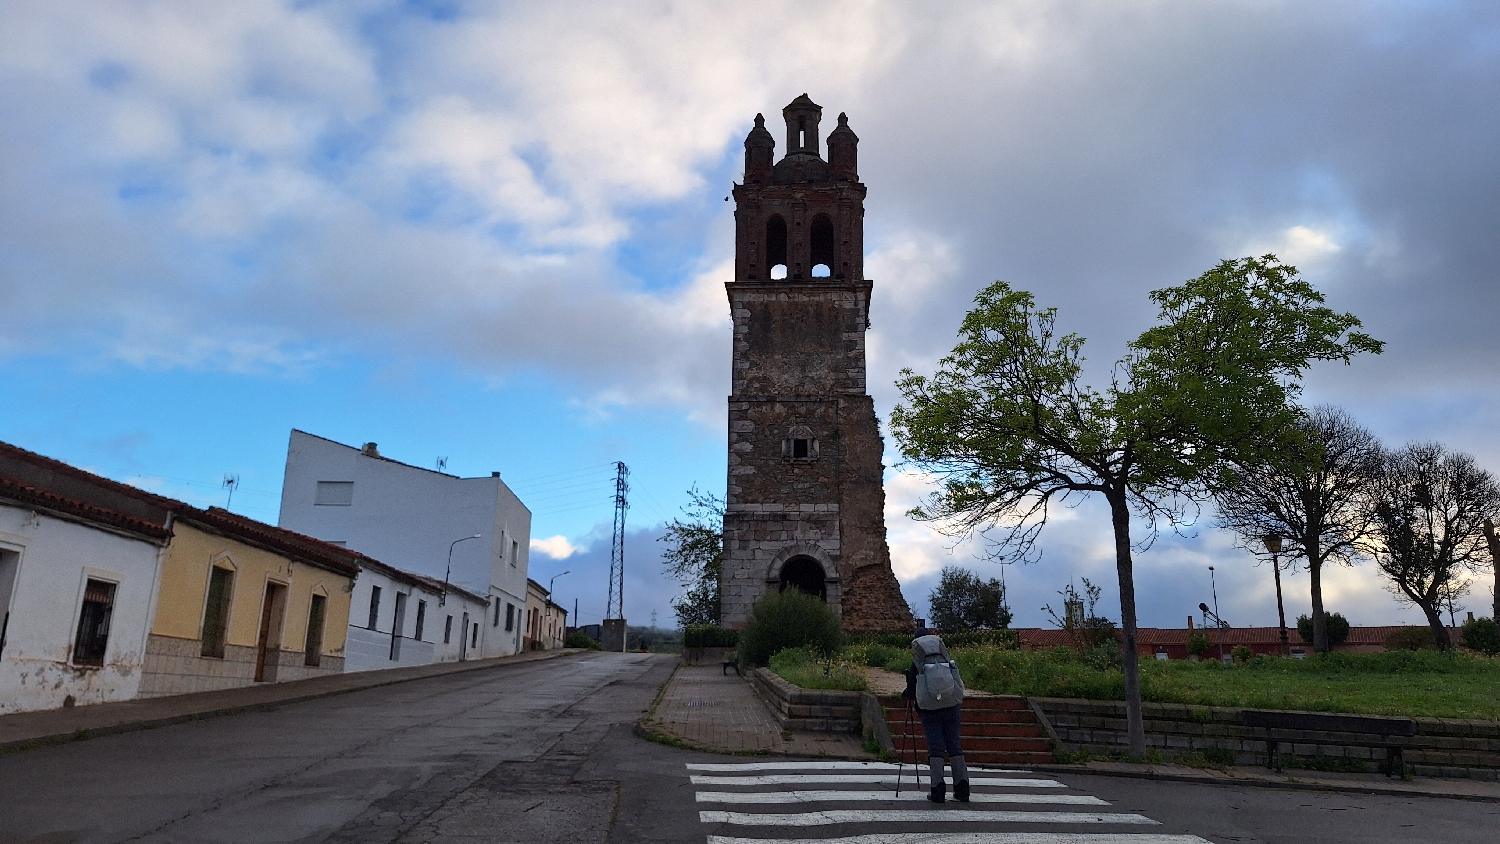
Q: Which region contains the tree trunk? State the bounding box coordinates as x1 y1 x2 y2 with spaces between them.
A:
1421 600 1452 652
1485 518 1500 622
1306 529 1330 655
1108 490 1146 757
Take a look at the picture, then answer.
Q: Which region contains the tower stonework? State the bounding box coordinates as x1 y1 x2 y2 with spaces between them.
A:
720 95 913 634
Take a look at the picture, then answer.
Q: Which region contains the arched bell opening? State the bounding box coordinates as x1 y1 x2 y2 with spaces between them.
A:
778 556 828 601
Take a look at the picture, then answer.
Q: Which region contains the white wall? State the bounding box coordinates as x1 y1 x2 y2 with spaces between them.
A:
344 566 489 672
0 505 162 714
277 431 531 656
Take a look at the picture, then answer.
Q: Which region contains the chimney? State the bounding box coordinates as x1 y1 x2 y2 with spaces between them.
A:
361 442 380 458
491 471 500 478
1186 616 1194 630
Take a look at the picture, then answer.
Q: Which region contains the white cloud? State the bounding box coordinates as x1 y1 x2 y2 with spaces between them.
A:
531 535 580 560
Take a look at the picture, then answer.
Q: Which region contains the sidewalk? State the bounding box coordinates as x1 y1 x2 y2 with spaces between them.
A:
1033 759 1500 803
642 664 872 758
0 648 584 752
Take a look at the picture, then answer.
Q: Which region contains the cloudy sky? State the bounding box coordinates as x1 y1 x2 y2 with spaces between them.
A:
3 1 1497 631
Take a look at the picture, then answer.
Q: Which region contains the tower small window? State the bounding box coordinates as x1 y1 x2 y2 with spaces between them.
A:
766 215 787 278
792 439 810 458
782 425 818 460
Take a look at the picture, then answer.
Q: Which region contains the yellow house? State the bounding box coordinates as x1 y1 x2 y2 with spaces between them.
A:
139 507 358 696
523 578 568 651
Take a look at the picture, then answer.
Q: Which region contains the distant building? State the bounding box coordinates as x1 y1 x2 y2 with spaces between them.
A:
276 431 532 658
523 578 568 651
345 556 489 672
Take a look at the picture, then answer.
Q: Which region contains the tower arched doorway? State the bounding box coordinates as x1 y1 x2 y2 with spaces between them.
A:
778 556 827 601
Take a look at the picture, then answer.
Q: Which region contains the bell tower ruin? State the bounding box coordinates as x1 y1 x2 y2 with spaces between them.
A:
720 95 913 634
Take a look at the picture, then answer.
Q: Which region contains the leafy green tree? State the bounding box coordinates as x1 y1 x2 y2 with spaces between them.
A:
928 566 1012 632
1296 612 1350 647
1460 617 1500 656
1215 406 1382 654
1369 443 1500 651
659 486 724 628
892 257 1379 753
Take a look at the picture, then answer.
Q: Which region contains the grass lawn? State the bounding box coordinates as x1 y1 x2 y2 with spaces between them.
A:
842 641 1500 720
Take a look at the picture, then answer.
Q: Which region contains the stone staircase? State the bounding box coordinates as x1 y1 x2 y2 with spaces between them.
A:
880 695 1054 766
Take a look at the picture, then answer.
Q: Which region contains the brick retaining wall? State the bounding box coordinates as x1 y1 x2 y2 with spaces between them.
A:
749 668 860 732
1033 697 1500 780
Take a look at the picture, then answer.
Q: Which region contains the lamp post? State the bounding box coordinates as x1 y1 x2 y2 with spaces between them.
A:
549 570 570 595
442 534 482 606
1208 566 1223 661
1263 534 1290 657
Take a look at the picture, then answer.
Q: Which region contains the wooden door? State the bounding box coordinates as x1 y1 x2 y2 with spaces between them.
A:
254 583 288 682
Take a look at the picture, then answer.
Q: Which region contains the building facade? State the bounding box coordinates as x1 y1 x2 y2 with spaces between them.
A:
138 511 357 697
0 475 169 714
523 578 568 650
276 431 532 658
344 556 489 672
720 95 912 633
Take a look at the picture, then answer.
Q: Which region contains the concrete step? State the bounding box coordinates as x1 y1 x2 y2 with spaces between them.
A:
879 693 1053 764
890 722 1044 739
884 707 1039 725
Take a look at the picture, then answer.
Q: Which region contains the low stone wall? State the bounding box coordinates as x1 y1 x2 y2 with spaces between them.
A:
682 646 738 666
1033 697 1500 780
749 667 860 733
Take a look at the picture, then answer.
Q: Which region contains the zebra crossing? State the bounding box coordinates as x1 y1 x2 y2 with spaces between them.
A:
687 760 1212 844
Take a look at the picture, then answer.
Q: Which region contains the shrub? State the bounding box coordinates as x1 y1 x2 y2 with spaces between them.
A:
683 625 739 648
846 631 917 649
768 646 869 691
1296 612 1351 646
943 628 1022 650
564 631 602 650
1461 617 1500 656
1231 645 1253 664
1186 632 1212 656
737 588 844 667
848 642 906 669
1384 626 1438 651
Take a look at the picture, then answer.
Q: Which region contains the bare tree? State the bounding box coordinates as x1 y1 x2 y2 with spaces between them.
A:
1368 443 1500 651
1214 406 1382 654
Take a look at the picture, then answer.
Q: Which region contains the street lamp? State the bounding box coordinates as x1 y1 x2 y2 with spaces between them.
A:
1263 534 1290 657
442 534 482 606
549 570 570 594
1208 565 1223 661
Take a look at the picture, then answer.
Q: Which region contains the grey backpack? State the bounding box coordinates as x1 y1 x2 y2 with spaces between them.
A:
913 635 963 710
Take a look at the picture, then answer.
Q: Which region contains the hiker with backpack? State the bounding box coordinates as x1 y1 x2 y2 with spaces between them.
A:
903 626 969 804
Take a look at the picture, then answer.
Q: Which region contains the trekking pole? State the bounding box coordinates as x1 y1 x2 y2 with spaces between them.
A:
896 698 913 796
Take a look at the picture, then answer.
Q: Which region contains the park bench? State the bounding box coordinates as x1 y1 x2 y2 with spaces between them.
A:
722 659 739 675
1241 709 1417 777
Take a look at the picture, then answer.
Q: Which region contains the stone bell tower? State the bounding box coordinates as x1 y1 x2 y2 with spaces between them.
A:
720 95 913 634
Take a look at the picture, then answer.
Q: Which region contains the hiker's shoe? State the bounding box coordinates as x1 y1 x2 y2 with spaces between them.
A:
953 779 970 802
927 783 946 804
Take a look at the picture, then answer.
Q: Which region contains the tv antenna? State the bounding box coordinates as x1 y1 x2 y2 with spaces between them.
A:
436 456 448 472
222 474 240 509
606 462 629 621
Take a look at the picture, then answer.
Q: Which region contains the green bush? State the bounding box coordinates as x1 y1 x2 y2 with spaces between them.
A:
1232 645 1253 664
1296 612 1351 646
768 646 869 691
846 631 918 648
1186 632 1212 656
564 631 602 650
847 642 906 669
943 628 1021 650
737 588 844 667
683 625 739 648
1384 626 1438 651
1461 617 1500 656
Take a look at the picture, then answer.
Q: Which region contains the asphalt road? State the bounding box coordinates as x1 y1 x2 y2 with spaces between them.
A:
1 653 1495 844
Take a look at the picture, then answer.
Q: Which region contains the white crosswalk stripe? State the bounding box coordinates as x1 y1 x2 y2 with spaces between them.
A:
696 791 1109 805
686 761 1212 844
691 775 1066 787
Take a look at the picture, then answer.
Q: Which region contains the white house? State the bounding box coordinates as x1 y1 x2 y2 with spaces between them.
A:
0 474 169 714
344 555 490 672
277 431 533 658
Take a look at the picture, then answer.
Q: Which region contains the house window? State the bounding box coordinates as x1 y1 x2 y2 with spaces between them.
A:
0 547 19 660
510 539 519 567
444 615 453 644
314 481 355 506
304 594 326 667
471 623 478 649
505 603 515 632
72 578 116 667
493 602 500 627
414 600 427 641
368 585 381 629
201 566 234 658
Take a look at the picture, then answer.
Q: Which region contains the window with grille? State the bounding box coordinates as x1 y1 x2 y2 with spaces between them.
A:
201 566 234 658
304 594 326 667
367 585 381 629
414 600 426 641
505 603 515 632
444 615 453 644
72 578 116 667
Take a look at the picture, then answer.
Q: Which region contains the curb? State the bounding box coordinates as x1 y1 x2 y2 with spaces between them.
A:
1024 763 1500 804
1 649 585 754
